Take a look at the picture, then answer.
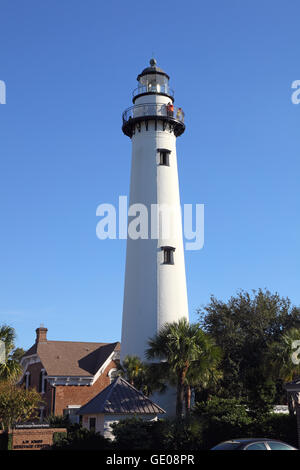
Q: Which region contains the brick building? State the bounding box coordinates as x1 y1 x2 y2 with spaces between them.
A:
19 327 120 422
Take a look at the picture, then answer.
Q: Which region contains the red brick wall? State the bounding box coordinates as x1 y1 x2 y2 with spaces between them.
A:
12 428 66 450
21 362 52 416
22 360 118 417
54 361 117 415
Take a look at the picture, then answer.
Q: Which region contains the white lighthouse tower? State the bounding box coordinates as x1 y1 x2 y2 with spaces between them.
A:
121 59 189 363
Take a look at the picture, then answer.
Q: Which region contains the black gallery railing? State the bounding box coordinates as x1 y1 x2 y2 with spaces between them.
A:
122 103 185 124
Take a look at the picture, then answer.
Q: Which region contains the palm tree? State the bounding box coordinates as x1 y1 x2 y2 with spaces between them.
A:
145 318 221 419
264 328 300 414
184 338 222 415
0 325 22 381
117 355 144 386
117 355 166 397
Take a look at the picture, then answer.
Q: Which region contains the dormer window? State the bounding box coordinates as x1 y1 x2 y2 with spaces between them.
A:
161 246 175 265
157 148 171 166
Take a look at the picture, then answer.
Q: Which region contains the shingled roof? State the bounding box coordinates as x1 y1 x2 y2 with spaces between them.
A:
22 333 120 377
78 377 165 415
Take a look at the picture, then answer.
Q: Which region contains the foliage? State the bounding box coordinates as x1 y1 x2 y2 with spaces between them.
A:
111 410 297 451
194 396 252 448
0 380 42 432
111 417 167 450
117 355 166 396
51 423 112 450
146 318 222 418
263 328 300 415
265 328 300 382
45 414 70 428
53 431 67 444
198 289 300 408
161 418 203 451
117 355 143 386
111 416 203 451
251 413 298 448
10 348 26 363
193 396 298 449
0 325 23 381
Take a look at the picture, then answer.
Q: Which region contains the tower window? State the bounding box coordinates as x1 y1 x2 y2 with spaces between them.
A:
157 148 171 166
161 246 175 265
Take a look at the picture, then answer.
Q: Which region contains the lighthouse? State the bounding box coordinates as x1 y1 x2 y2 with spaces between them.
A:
121 59 189 363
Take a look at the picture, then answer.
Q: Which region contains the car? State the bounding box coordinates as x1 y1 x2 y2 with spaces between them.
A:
211 438 297 450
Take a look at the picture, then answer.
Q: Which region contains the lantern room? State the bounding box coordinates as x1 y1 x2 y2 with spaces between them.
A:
132 58 174 102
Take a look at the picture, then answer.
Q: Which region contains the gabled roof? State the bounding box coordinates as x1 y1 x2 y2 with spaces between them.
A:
78 377 165 415
22 340 120 377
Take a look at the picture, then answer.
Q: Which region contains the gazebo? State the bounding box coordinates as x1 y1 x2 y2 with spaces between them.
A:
78 377 165 439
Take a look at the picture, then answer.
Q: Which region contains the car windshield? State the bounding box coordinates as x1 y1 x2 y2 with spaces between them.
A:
211 442 242 450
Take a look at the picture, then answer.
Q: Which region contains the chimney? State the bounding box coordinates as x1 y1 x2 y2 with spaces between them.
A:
36 325 48 343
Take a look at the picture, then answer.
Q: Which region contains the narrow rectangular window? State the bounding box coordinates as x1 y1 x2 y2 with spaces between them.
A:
157 148 171 166
89 417 96 433
162 246 175 265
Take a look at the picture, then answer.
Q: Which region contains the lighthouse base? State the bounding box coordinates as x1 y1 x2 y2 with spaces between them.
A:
151 387 177 418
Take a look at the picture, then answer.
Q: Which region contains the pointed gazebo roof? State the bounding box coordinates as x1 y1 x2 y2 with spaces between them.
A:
78 376 165 415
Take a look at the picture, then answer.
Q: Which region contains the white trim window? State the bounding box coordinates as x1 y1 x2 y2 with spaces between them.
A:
25 371 31 389
39 369 47 394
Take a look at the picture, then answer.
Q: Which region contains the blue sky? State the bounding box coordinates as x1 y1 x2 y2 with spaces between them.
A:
0 0 299 350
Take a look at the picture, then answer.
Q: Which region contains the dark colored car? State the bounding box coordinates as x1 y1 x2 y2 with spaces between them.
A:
211 438 297 450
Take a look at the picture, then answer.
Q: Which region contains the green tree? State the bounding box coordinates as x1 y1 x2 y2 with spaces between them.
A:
198 289 300 409
52 423 111 450
117 355 166 396
111 416 203 451
11 347 26 363
146 318 221 419
0 325 22 381
264 327 300 415
0 380 42 432
117 355 144 386
184 333 222 415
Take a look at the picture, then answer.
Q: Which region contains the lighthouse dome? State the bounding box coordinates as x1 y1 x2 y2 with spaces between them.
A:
137 58 170 81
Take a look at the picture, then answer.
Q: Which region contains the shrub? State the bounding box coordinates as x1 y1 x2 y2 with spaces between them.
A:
111 417 166 450
111 417 203 451
194 397 253 449
194 397 298 449
251 413 298 448
51 423 111 450
44 414 70 428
